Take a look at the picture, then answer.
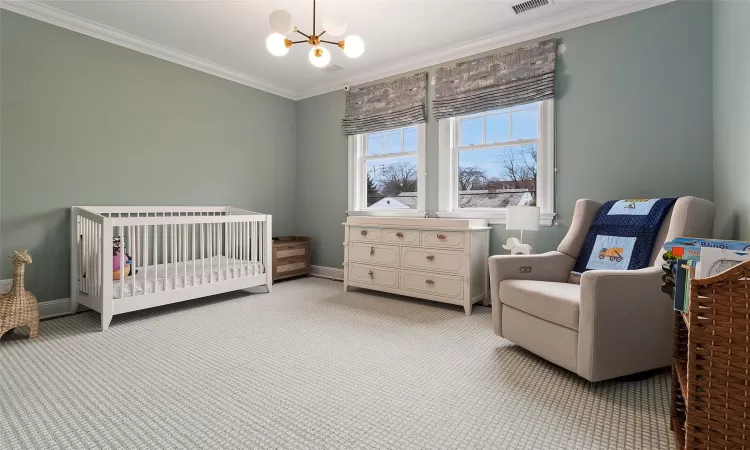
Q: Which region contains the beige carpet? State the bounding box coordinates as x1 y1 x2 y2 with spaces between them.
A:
0 277 673 449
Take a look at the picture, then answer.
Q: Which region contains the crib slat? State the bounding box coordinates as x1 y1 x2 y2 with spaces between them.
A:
162 224 167 290
94 224 100 298
86 220 91 295
143 225 148 297
172 224 177 289
183 224 187 284
201 223 205 284
192 223 196 285
120 227 125 299
95 222 100 298
209 222 213 282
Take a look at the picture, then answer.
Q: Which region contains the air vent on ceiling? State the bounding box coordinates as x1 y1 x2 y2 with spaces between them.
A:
321 65 344 73
512 0 549 14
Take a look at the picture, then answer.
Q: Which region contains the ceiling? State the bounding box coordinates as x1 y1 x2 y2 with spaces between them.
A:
3 0 673 99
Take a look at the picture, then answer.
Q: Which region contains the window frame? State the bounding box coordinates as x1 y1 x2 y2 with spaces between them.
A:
347 123 427 217
437 99 556 226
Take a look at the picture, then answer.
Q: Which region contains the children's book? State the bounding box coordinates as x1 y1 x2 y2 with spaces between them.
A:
673 260 696 312
698 247 750 278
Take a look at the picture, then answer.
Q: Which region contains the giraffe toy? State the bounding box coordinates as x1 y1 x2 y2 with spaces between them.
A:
0 250 39 339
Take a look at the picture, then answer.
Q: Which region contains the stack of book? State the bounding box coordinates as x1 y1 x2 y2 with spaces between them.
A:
663 238 750 312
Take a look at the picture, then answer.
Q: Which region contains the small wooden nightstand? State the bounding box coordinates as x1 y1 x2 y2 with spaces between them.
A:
272 236 311 282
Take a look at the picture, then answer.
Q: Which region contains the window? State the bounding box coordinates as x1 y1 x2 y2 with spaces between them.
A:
348 124 426 216
437 100 555 225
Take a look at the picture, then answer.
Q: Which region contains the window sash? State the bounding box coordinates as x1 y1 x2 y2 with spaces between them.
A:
348 123 426 215
437 99 555 225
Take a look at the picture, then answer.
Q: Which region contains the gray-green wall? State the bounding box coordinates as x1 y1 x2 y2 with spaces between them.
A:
713 0 750 240
296 0 714 270
1 11 297 301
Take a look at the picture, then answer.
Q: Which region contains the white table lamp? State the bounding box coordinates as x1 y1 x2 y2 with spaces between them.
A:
504 206 540 255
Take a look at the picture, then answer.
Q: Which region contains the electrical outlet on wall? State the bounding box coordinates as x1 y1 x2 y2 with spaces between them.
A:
0 279 12 295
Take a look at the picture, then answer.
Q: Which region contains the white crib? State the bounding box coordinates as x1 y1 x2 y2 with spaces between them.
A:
70 206 272 331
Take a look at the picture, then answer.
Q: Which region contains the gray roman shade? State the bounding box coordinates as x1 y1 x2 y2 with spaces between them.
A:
341 72 427 136
433 39 558 120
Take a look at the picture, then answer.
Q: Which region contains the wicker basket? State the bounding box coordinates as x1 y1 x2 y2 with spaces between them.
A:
670 260 750 449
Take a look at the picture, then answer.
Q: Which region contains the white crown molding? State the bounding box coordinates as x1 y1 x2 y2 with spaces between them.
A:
1 0 675 101
0 0 299 100
295 0 676 100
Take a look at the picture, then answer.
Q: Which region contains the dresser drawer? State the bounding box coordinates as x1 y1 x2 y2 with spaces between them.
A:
382 229 420 246
350 227 381 243
349 264 399 289
348 243 399 266
401 247 466 274
421 230 465 249
400 270 463 300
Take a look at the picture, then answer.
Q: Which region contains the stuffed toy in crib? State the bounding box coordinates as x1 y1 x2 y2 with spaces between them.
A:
112 236 132 281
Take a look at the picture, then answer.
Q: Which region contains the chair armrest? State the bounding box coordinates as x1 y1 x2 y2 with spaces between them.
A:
578 266 672 381
489 251 576 337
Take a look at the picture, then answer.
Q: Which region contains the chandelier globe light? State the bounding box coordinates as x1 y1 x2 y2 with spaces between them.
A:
266 0 364 68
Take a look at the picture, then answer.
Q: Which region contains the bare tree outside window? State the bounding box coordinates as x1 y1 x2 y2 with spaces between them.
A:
366 158 418 208
458 144 537 208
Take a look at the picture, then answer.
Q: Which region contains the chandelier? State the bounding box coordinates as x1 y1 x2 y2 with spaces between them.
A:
265 0 365 68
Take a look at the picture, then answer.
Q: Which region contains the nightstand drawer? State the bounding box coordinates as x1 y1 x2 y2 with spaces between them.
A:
400 270 463 300
401 247 466 274
349 264 399 288
350 227 381 243
276 259 308 275
348 243 399 266
274 245 307 260
421 230 465 249
382 229 420 246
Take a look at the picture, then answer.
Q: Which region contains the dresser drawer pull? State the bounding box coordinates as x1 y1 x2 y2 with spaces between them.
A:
396 232 404 238
425 279 435 285
361 230 368 236
370 246 375 256
436 234 447 240
368 270 374 279
426 255 435 261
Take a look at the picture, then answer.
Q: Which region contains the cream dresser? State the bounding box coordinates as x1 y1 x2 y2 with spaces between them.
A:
343 217 490 314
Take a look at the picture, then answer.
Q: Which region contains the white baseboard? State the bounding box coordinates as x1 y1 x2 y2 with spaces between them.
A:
311 265 344 281
39 298 72 319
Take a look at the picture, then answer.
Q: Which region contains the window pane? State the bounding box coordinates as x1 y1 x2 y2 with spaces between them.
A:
511 107 539 140
485 113 510 144
367 132 382 155
403 127 417 152
457 144 537 208
460 117 483 146
384 130 402 154
366 157 418 209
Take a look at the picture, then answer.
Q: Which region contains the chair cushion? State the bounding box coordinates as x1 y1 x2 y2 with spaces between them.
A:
499 280 581 330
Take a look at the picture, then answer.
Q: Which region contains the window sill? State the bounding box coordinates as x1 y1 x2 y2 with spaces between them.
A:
347 210 427 218
436 210 556 226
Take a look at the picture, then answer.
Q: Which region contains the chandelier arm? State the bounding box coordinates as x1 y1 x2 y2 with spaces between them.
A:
320 39 340 45
295 29 310 39
318 30 326 38
291 40 307 44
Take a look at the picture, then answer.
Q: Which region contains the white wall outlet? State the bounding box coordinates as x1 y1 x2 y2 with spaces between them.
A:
0 279 12 295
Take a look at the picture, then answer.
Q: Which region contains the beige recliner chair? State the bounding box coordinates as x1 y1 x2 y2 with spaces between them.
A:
489 197 715 382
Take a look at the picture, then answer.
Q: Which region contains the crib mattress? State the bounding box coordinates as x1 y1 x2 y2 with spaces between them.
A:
113 256 264 298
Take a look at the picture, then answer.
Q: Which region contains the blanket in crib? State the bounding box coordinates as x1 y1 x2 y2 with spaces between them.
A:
572 198 677 273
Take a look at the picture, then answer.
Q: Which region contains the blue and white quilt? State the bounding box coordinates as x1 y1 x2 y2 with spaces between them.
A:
573 198 677 273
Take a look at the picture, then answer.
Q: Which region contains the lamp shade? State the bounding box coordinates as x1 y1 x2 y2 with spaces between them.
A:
506 206 540 231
